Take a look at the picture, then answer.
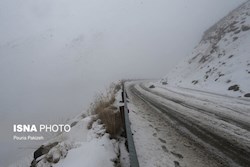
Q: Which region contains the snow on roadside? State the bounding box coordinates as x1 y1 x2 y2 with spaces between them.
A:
125 82 224 167
9 85 129 167
146 82 250 118
9 116 119 167
138 83 250 138
52 121 119 167
126 94 173 167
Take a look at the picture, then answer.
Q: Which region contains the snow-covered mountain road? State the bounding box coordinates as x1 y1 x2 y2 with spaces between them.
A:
126 82 250 167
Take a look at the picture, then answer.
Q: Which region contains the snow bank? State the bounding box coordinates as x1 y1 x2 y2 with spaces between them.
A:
9 116 119 167
52 122 119 167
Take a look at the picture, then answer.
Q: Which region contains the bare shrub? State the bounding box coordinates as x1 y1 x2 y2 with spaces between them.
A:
89 82 122 138
91 93 115 115
98 107 122 138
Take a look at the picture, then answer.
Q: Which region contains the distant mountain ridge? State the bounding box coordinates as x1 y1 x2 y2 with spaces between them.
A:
161 1 250 98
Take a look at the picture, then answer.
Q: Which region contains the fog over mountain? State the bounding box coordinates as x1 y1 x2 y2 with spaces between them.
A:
0 0 245 166
161 1 250 98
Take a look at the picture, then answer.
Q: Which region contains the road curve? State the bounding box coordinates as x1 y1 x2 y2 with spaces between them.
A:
127 82 250 167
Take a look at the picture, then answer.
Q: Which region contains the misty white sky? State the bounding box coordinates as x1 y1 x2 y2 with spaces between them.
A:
0 0 246 166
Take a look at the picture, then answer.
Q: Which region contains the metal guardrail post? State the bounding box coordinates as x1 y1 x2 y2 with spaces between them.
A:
122 83 140 167
119 106 126 137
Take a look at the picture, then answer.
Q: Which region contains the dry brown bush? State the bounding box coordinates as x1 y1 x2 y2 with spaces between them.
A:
98 107 122 138
89 82 122 138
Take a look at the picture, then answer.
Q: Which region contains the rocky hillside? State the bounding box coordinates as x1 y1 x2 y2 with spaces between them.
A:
161 1 250 98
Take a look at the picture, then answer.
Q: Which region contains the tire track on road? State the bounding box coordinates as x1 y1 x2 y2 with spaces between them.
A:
129 84 250 167
140 85 250 131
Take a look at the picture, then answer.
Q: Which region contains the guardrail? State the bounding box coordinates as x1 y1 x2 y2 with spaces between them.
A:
120 83 140 167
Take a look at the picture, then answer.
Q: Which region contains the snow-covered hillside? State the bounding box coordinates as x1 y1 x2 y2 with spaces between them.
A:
160 1 250 98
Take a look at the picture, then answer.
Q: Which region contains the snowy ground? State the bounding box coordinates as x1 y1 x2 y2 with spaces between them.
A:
9 89 129 167
126 81 250 167
9 115 118 167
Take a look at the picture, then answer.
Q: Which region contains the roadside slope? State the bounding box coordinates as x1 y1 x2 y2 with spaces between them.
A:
160 1 250 98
